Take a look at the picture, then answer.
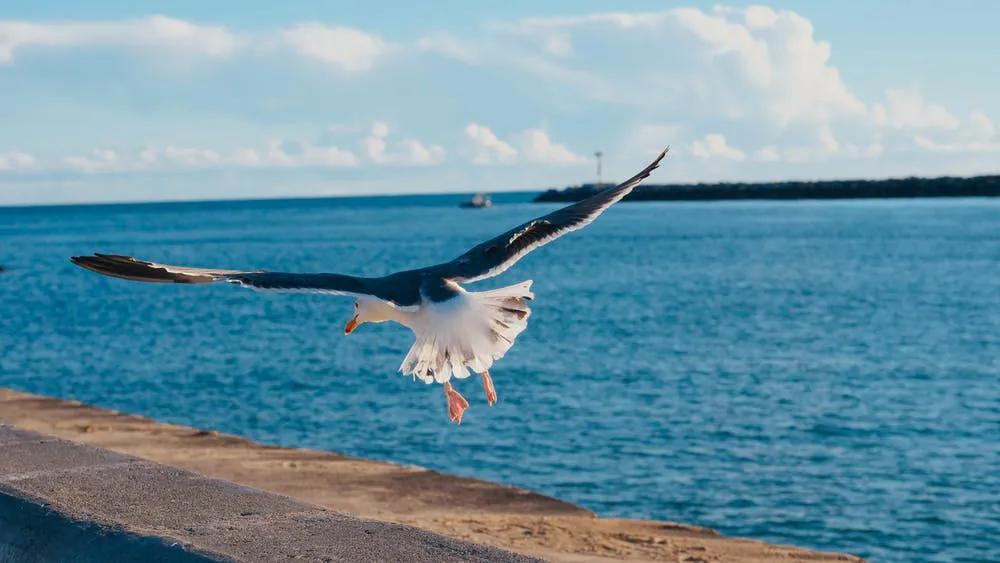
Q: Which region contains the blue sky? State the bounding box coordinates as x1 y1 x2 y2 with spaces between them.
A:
2 1 998 204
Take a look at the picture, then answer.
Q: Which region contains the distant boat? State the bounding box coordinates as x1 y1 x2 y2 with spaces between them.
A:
460 193 493 209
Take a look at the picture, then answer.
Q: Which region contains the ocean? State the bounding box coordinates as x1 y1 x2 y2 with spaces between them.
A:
1 194 997 562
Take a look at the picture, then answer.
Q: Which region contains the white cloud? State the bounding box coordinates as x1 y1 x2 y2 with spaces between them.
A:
691 133 746 161
61 141 358 173
365 121 389 162
464 123 582 165
279 24 386 72
157 140 362 169
399 140 446 165
846 141 885 158
751 136 881 163
0 17 388 73
681 6 864 124
258 140 359 167
518 129 585 164
499 6 865 126
778 128 840 163
465 123 518 164
743 5 780 28
754 146 780 162
64 148 121 173
482 7 1000 168
876 88 960 130
914 135 1000 154
140 145 224 168
417 34 479 64
363 122 445 165
543 34 573 57
445 6 902 172
964 110 995 141
145 146 222 167
619 123 682 163
305 146 358 167
880 100 999 155
3 8 999 199
0 151 36 171
370 121 390 138
0 16 238 63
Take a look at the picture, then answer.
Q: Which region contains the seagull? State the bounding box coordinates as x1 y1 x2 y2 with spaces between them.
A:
71 148 668 424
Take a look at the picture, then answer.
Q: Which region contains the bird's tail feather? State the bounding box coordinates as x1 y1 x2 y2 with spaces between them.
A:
400 280 533 384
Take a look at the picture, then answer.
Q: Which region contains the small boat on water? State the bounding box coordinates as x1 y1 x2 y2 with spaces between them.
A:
460 193 493 209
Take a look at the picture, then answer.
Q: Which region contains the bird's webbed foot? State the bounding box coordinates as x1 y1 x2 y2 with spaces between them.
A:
480 370 497 406
443 382 469 425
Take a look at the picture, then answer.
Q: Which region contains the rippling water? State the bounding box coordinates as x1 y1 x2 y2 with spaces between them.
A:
2 195 998 562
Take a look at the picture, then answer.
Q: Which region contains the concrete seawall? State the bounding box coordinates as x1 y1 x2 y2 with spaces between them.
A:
0 424 536 562
0 389 865 562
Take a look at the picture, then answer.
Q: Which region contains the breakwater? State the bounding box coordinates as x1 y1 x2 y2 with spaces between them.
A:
535 174 1000 202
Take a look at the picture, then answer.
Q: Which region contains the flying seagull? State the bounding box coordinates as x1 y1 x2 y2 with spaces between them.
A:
72 148 669 424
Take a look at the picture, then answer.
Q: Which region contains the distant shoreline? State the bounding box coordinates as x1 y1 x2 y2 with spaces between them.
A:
5 173 1000 209
536 174 1000 203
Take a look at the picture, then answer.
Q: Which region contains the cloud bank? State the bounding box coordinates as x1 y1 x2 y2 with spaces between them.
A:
1 6 997 203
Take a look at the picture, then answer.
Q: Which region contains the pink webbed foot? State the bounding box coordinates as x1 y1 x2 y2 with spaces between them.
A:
443 382 469 425
481 370 497 406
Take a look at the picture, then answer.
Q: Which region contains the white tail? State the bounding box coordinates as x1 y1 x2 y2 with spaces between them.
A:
399 280 534 384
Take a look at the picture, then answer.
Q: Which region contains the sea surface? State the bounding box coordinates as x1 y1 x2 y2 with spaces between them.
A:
1 195 998 562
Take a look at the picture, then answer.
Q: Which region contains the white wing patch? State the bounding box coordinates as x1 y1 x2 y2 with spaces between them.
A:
227 279 358 297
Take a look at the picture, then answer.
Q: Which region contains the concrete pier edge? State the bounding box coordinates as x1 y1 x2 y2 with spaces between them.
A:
0 424 536 563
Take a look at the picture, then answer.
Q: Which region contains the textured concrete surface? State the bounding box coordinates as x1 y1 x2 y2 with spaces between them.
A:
0 424 538 562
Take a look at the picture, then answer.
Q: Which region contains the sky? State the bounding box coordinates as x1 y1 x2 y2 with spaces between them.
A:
2 1 998 205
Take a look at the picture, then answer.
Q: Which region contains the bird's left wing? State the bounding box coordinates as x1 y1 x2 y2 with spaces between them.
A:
71 253 379 299
438 147 668 283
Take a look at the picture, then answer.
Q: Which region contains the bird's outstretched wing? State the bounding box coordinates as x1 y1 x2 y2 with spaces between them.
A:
70 253 378 299
438 147 669 283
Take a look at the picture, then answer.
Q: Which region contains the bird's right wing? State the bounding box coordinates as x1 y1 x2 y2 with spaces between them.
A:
437 147 669 283
70 253 378 299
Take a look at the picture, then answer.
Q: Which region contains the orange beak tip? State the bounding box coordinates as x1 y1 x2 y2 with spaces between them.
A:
344 316 360 335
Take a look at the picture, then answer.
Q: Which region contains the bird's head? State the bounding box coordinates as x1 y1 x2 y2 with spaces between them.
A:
344 299 393 335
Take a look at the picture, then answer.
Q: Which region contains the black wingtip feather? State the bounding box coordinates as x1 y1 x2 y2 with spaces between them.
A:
70 253 209 283
618 146 670 189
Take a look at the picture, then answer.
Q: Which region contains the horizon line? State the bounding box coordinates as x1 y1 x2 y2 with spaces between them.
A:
2 170 997 210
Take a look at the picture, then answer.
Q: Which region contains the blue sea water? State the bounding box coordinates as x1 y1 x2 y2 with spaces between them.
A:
1 195 998 562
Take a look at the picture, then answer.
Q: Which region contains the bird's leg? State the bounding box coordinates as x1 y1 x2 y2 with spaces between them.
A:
443 382 469 425
480 370 497 406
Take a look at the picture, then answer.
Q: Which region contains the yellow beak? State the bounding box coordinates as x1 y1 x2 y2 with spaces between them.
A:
344 314 360 335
